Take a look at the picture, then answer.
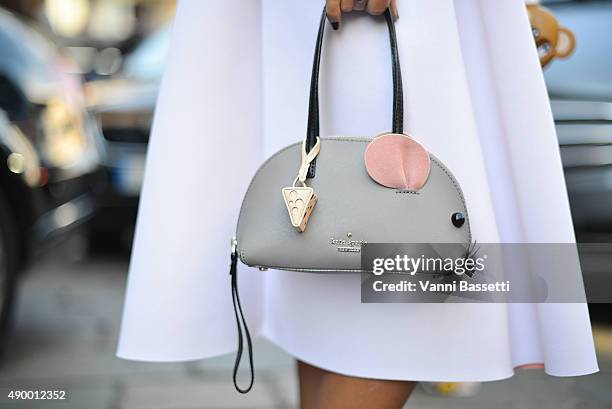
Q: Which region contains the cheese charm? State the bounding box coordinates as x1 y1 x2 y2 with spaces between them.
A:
282 137 320 232
282 187 318 232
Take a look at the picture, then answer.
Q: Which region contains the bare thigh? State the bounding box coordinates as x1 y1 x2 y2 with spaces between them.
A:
298 360 416 409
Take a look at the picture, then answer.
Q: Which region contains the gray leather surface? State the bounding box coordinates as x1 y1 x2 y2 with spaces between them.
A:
236 137 471 272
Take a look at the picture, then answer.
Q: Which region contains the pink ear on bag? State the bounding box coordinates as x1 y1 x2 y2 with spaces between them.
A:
364 133 431 190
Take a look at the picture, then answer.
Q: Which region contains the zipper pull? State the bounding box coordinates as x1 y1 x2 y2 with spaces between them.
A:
231 236 238 257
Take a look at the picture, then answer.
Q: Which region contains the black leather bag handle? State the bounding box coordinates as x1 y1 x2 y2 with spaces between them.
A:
305 7 404 178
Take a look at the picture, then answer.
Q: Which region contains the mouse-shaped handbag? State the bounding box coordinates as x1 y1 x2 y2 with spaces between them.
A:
229 8 472 393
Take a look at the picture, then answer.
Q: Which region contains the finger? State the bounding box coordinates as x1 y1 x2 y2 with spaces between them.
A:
390 0 399 19
366 0 391 16
326 0 342 29
341 0 355 13
354 0 365 11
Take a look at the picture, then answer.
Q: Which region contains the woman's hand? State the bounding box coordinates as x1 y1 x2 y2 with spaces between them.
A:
326 0 399 29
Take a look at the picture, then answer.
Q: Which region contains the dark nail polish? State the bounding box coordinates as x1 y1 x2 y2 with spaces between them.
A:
331 21 339 30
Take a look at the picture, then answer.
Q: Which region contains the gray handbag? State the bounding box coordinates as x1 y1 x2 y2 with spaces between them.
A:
229 9 471 393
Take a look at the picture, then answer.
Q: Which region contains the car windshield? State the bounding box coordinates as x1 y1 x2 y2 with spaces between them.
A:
0 10 59 82
122 26 171 82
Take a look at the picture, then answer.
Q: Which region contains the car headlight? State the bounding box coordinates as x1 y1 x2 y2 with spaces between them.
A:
0 111 41 187
41 96 87 168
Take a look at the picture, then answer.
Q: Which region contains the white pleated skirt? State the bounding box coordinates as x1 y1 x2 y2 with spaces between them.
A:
117 0 599 380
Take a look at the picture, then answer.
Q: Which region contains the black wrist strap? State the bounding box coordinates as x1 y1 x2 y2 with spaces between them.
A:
230 251 254 393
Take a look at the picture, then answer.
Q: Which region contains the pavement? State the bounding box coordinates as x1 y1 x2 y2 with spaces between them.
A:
0 241 611 409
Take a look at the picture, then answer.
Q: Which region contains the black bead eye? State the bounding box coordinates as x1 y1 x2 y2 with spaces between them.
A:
451 212 465 228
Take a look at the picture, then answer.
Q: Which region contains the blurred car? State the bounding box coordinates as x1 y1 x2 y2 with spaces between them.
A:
543 0 612 235
85 26 170 247
0 9 99 341
551 100 612 233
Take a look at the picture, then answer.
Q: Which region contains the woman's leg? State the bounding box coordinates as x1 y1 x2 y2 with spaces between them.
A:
297 360 416 409
298 360 326 409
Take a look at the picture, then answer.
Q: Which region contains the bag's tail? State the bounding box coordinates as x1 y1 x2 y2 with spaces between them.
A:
230 237 254 393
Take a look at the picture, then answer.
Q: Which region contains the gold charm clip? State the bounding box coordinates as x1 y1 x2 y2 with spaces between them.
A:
282 137 321 232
